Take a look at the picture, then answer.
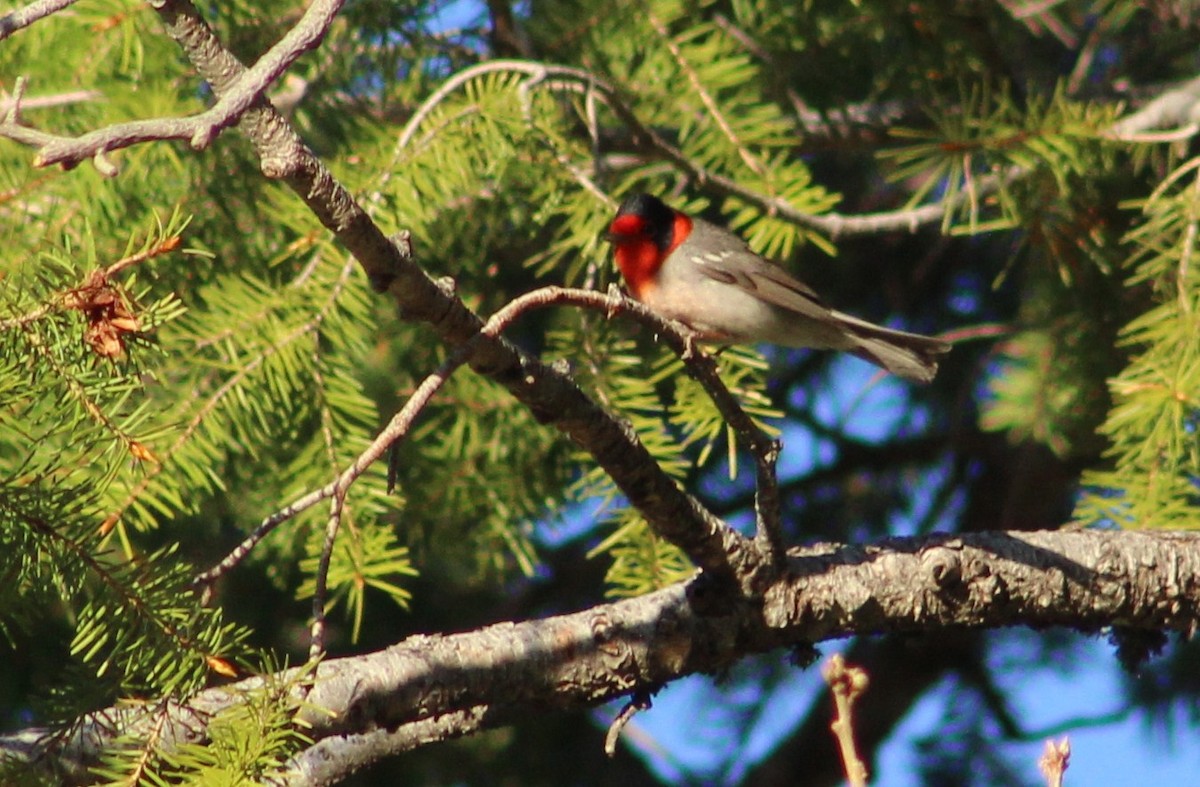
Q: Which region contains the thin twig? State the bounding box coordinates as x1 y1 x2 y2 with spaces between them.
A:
822 654 870 787
198 285 786 593
0 89 101 114
649 11 766 177
307 335 346 657
197 286 586 589
604 688 653 756
193 339 467 590
2 76 28 125
309 492 345 658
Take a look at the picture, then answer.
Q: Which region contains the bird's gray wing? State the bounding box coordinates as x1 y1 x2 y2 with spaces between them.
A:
690 249 836 321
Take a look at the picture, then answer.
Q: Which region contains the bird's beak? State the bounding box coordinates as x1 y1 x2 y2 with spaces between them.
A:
604 225 637 245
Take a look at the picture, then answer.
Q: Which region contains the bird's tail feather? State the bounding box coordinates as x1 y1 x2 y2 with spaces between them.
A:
835 313 951 384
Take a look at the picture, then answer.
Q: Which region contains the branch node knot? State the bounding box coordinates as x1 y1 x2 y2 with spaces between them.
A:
389 230 414 261
925 548 963 590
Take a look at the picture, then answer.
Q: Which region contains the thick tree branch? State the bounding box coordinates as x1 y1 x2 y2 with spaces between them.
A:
8 530 1199 785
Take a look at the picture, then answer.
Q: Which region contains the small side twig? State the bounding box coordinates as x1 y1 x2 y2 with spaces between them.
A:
1038 737 1070 787
2 76 28 125
193 343 468 592
309 491 346 659
307 338 348 659
604 688 654 756
822 654 870 787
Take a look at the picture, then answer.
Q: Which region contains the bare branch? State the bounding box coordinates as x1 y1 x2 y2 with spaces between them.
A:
0 0 346 170
0 0 78 41
198 284 777 597
309 492 346 659
0 88 100 114
193 320 467 591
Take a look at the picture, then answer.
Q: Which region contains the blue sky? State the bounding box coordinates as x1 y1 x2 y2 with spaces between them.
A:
610 636 1200 785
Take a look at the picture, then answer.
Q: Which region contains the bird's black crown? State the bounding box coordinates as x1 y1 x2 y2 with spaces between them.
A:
615 193 676 251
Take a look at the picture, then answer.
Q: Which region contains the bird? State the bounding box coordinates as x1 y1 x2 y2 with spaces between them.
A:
605 194 951 383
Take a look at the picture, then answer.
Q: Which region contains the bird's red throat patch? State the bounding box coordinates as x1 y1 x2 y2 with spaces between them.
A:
610 211 692 300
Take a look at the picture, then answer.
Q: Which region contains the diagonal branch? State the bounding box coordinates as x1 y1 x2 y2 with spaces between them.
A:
136 0 767 593
0 0 77 41
196 285 783 610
